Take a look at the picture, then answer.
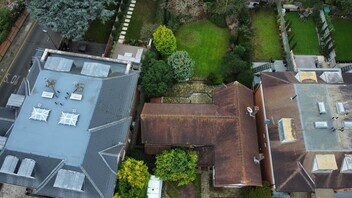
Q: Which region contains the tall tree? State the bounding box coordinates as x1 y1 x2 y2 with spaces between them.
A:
141 59 173 98
153 25 177 56
167 51 195 82
27 0 115 40
154 148 198 186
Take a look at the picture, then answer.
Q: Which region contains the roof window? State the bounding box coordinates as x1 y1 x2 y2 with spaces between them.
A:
278 118 297 143
312 154 337 173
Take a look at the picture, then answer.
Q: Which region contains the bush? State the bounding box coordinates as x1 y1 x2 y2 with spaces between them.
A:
153 25 177 57
166 11 181 32
155 148 198 186
209 13 227 28
140 23 158 41
207 72 223 85
167 51 195 82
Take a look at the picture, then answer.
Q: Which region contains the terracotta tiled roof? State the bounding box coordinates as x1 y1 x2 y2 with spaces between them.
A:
141 82 262 187
259 72 352 192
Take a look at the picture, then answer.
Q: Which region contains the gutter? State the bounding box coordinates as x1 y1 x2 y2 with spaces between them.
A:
260 82 276 190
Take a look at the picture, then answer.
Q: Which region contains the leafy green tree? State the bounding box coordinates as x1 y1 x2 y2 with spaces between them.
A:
207 72 223 85
338 0 352 12
141 59 173 98
117 158 151 198
167 51 194 82
27 0 115 40
153 25 177 56
0 8 10 43
155 148 198 186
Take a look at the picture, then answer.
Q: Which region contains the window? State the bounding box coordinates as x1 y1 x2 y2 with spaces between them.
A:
278 118 297 143
341 154 352 173
312 154 337 173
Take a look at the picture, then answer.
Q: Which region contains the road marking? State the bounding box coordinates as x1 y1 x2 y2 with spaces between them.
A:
0 20 37 85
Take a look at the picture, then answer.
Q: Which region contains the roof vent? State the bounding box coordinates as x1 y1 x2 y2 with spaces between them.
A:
253 153 264 164
317 102 326 114
247 106 259 118
314 121 328 129
70 93 83 101
41 91 54 99
336 102 346 115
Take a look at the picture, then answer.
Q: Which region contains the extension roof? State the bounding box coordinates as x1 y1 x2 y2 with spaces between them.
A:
259 71 352 192
141 82 261 187
0 49 139 198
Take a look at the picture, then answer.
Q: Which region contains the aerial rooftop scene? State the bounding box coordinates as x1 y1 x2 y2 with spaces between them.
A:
0 0 351 197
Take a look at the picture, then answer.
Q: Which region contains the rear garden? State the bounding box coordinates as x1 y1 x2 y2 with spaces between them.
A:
332 18 352 61
124 0 159 41
285 12 320 55
176 20 230 77
252 7 282 61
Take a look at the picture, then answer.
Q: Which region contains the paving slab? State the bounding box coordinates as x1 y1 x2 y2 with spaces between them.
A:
130 4 135 8
128 7 134 11
122 27 128 31
123 23 129 27
118 39 124 44
127 11 133 15
125 19 130 23
120 31 126 35
126 15 132 19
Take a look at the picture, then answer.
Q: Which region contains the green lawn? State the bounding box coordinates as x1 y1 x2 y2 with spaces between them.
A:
285 12 320 55
84 4 117 43
332 18 352 61
176 20 230 77
252 7 282 61
125 0 159 40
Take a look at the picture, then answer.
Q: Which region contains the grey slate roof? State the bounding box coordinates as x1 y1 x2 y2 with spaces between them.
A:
0 49 139 198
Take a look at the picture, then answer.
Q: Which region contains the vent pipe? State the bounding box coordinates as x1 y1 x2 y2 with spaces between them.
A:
125 62 132 74
254 153 264 164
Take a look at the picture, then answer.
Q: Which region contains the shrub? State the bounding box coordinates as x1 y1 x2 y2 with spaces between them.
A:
207 72 223 85
153 25 177 57
167 51 195 82
209 13 227 28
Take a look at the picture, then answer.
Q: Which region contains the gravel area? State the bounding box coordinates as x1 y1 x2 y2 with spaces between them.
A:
0 184 34 198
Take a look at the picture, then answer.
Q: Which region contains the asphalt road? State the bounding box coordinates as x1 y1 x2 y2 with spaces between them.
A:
0 22 61 107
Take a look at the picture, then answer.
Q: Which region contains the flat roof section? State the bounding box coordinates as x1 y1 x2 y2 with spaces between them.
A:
295 84 352 151
6 69 103 166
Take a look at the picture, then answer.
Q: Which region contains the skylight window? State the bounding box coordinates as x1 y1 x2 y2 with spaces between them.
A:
29 107 50 122
58 112 79 126
341 154 352 173
54 169 85 191
312 154 337 173
278 118 297 143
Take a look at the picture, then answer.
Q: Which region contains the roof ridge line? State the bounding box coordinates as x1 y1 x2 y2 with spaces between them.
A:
263 73 292 84
98 152 119 175
34 160 64 194
141 114 237 119
237 84 245 180
88 118 130 133
80 166 105 198
99 143 124 156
